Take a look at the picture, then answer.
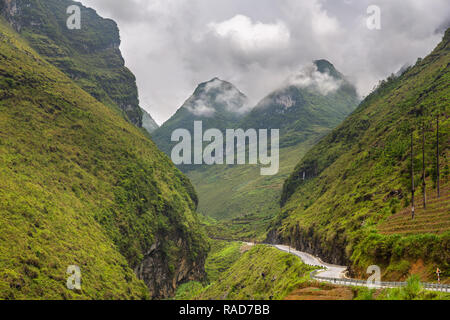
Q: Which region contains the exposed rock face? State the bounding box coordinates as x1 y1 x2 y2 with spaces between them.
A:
266 226 348 266
0 0 144 127
135 238 206 299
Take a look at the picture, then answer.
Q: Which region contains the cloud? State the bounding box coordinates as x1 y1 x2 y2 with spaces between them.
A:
185 78 249 117
80 0 450 124
206 15 290 54
286 63 343 95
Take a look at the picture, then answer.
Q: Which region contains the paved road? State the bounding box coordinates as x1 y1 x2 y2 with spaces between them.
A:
274 245 347 279
273 244 449 293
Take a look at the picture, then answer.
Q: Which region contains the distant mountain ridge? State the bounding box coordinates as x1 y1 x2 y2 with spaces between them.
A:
184 61 360 224
240 59 359 147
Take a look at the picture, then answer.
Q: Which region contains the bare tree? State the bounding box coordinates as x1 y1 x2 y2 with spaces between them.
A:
411 129 415 220
422 121 426 209
436 114 440 198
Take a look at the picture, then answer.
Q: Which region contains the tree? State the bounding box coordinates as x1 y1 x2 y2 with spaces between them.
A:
421 121 426 209
436 113 440 198
411 129 415 220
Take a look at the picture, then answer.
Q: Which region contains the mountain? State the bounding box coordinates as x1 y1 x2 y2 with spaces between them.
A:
152 77 248 158
268 30 450 281
141 108 159 134
1 0 143 126
187 61 359 227
241 60 360 147
0 9 208 299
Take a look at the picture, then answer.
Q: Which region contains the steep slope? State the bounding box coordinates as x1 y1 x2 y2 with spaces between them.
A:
193 245 314 300
141 108 159 134
0 17 208 299
242 60 359 147
1 0 144 126
151 77 248 158
269 30 450 281
188 61 359 224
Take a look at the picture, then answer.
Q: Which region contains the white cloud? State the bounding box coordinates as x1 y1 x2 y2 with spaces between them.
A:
207 15 290 54
80 0 450 124
286 64 343 95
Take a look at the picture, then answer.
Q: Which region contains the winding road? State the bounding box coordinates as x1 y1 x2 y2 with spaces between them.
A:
274 245 347 279
272 244 449 293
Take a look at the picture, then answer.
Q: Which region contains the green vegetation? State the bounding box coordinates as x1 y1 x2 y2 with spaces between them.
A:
270 29 450 281
354 275 450 300
204 240 243 282
152 78 248 159
191 245 314 300
178 61 360 237
190 142 318 227
0 16 207 299
1 0 143 126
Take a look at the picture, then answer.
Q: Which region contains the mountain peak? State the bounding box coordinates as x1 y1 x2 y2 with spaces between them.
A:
313 59 342 79
184 78 248 117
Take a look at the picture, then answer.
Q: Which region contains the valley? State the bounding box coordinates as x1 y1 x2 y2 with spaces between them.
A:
0 0 448 302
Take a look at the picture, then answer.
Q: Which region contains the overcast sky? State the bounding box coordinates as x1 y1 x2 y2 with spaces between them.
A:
80 0 449 124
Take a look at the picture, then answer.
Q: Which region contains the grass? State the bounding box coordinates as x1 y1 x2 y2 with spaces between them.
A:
378 183 450 235
192 245 315 300
204 240 243 283
354 275 450 300
0 16 207 299
4 0 143 126
270 29 450 281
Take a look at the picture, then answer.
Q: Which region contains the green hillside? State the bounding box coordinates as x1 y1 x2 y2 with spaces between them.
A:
152 77 248 158
0 16 207 299
193 245 314 300
187 61 359 229
242 60 359 148
269 29 450 282
1 0 144 126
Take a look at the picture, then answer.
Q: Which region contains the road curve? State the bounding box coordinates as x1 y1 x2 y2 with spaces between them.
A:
274 245 347 279
273 244 449 293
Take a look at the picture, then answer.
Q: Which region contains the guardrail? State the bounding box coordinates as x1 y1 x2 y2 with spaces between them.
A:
310 270 450 293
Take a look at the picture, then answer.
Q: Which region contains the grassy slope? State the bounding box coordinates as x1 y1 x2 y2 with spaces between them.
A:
187 63 359 234
194 245 314 300
189 141 319 227
1 0 143 126
175 239 243 299
270 30 449 281
0 18 207 299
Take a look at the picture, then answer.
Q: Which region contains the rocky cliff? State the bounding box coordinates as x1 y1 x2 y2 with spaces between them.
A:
1 0 143 126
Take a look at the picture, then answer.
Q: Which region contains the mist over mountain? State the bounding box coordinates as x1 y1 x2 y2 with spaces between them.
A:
269 29 450 280
240 59 360 148
185 60 360 226
152 77 248 157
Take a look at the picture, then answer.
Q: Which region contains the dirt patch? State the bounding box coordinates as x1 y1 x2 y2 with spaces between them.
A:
240 243 254 253
409 259 429 281
285 286 354 300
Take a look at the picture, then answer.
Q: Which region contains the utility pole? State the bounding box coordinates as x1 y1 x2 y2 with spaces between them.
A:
411 129 415 220
422 121 426 209
436 114 440 198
